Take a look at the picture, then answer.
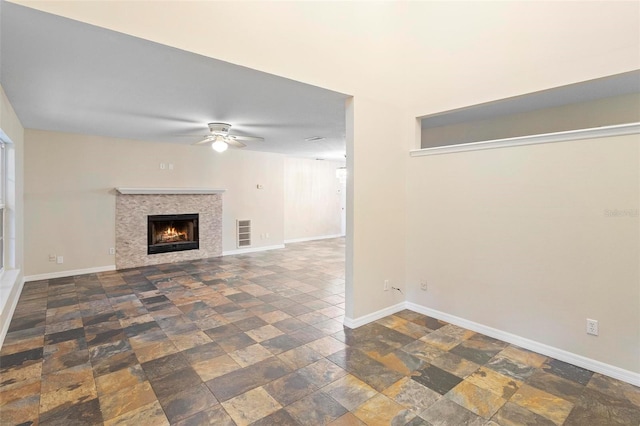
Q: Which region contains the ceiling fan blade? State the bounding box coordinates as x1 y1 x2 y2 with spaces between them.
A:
226 139 247 148
228 134 264 143
192 136 214 146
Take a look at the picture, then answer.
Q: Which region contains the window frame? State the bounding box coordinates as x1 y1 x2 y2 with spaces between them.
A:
0 140 5 274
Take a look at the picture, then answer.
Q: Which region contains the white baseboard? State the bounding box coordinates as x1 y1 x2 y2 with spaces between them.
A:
342 299 640 386
0 270 24 349
223 244 285 256
24 265 116 282
284 234 344 244
343 302 406 329
406 302 640 387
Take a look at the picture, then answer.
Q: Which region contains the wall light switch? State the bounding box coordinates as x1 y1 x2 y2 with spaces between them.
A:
109 248 116 255
160 163 166 170
168 163 174 170
56 256 64 264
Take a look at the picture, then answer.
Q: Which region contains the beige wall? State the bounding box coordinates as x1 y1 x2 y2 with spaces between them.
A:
284 157 343 241
12 1 640 372
24 130 284 276
422 94 640 148
407 134 640 372
348 97 408 318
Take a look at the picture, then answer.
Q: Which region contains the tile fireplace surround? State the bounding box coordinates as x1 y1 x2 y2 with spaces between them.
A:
115 188 224 269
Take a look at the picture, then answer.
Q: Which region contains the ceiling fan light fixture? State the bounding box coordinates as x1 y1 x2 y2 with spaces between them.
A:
211 139 228 152
192 122 263 149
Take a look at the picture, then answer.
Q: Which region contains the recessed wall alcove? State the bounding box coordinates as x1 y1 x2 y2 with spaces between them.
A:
419 70 640 151
115 188 224 269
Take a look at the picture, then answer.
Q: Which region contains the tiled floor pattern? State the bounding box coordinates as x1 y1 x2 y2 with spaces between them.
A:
1 238 639 425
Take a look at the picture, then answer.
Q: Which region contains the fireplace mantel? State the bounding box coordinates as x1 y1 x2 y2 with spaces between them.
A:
116 187 226 195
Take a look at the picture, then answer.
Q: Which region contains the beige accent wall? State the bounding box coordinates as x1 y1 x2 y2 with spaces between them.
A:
422 94 640 148
24 130 284 276
407 134 640 372
284 157 343 241
12 1 640 372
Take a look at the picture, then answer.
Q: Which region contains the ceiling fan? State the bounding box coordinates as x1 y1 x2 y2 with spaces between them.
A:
192 123 264 152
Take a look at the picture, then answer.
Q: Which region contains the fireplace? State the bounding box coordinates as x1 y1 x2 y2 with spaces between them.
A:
148 214 199 255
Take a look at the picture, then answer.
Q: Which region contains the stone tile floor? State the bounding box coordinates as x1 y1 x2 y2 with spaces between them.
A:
1 238 639 425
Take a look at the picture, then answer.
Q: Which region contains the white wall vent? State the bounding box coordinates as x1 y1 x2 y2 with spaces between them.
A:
237 220 251 248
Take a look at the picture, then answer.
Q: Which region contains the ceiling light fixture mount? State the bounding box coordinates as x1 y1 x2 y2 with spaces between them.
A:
208 122 232 134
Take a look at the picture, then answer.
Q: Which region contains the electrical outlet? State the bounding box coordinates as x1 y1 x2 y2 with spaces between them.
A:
384 280 390 291
586 319 599 336
56 256 64 264
49 254 56 262
420 280 427 291
109 248 115 255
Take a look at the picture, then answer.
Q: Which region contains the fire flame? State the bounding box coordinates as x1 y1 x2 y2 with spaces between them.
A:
157 226 187 243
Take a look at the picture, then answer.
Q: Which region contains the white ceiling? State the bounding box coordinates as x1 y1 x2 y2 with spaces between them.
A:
0 2 349 161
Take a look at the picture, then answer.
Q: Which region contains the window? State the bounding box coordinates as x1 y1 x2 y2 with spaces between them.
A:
0 141 4 273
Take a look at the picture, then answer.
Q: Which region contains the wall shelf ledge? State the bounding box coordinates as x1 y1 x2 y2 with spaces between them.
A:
411 122 640 157
116 188 226 195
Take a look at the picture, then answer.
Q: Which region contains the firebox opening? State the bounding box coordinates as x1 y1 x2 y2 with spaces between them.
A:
148 214 199 255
